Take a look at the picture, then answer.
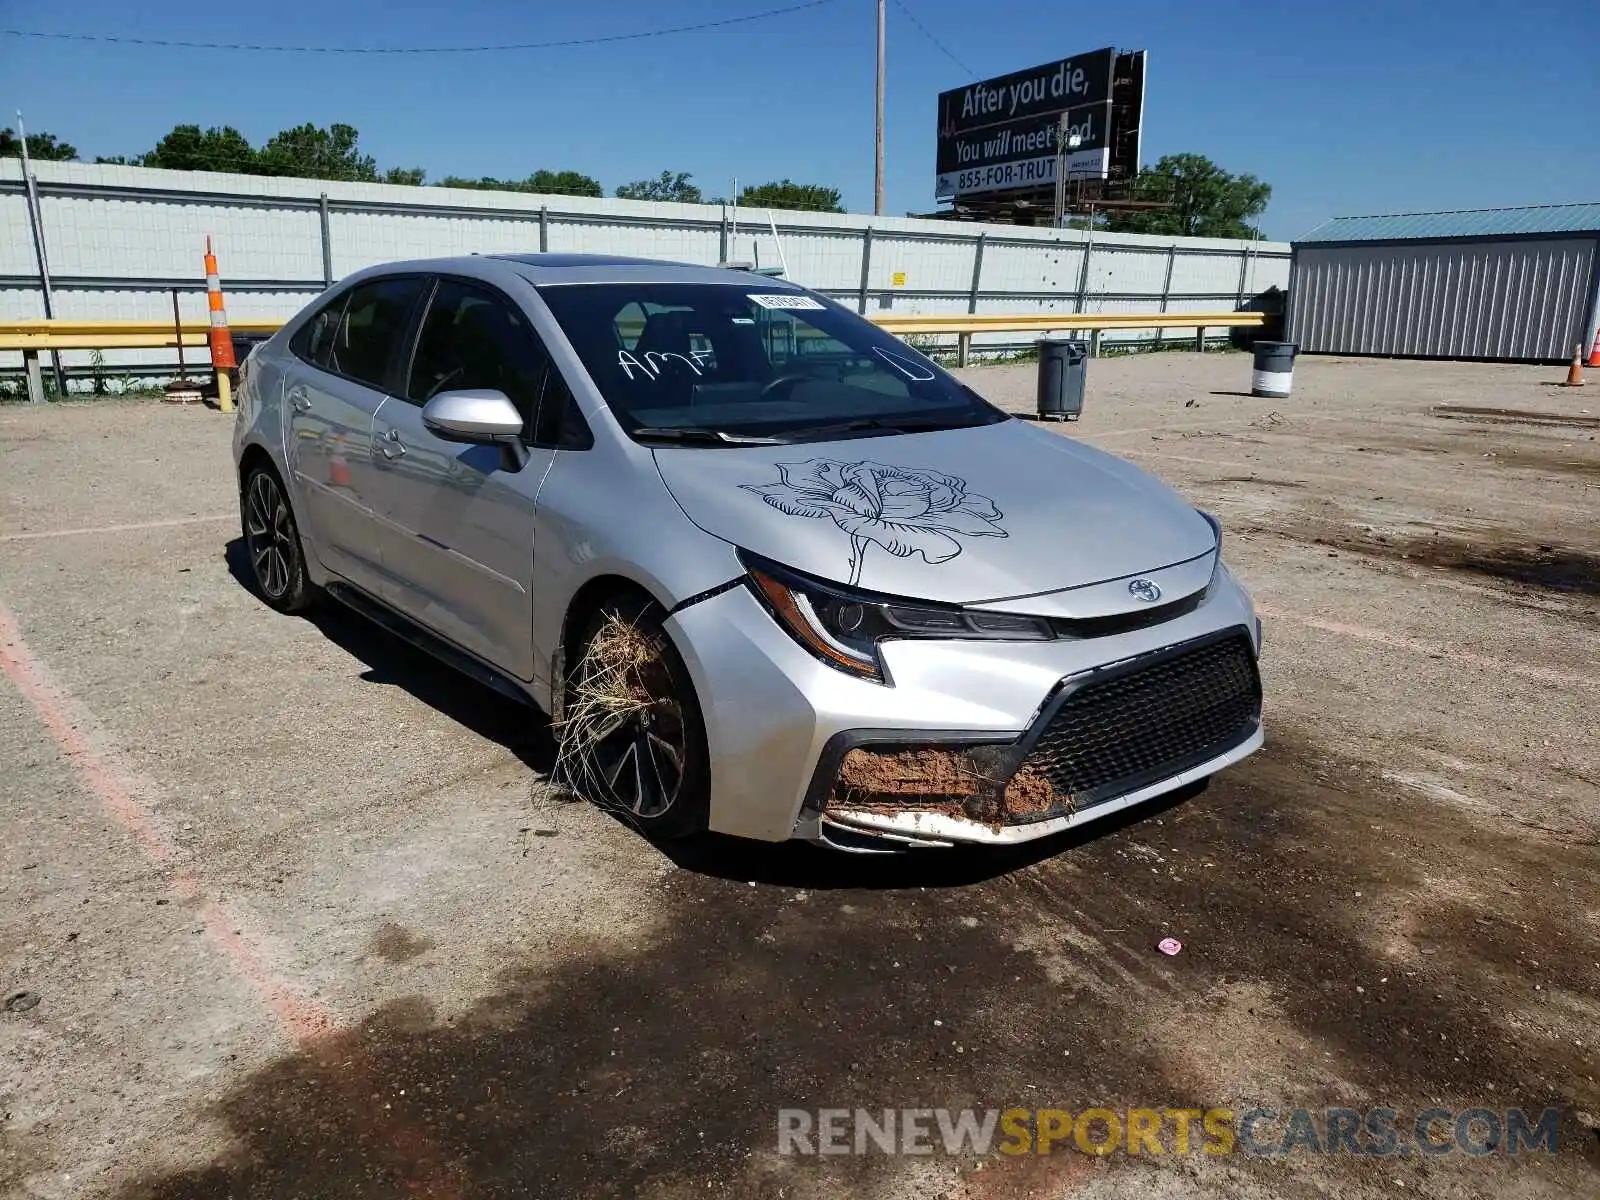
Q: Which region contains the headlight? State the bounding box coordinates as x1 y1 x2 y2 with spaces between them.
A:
740 551 1050 683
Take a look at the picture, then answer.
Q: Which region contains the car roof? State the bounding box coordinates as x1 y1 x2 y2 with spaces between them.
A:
340 252 800 290
495 253 794 289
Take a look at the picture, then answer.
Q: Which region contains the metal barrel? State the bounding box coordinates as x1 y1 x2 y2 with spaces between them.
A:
1251 340 1298 399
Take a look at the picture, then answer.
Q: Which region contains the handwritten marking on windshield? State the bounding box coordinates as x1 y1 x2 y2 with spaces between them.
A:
617 349 714 381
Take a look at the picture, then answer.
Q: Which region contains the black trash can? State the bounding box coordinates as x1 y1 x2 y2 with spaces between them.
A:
1036 335 1090 420
1251 340 1298 399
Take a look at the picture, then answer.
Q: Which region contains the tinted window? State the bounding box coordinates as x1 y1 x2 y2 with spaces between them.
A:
531 367 592 449
537 283 1004 442
406 278 549 427
289 293 347 368
326 276 425 389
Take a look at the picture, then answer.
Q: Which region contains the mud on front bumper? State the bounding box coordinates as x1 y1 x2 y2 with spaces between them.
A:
798 625 1263 850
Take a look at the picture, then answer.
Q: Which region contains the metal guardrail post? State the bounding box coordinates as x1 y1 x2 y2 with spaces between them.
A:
23 350 45 404
1089 329 1102 358
1074 234 1094 315
539 205 550 254
19 151 67 396
1195 324 1206 353
957 232 986 367
318 193 334 287
857 226 874 315
967 232 986 313
1157 245 1177 351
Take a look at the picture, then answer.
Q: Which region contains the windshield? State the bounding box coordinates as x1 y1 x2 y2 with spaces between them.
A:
536 283 1006 443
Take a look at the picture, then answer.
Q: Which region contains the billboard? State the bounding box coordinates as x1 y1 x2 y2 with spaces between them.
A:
935 46 1146 202
935 103 1111 199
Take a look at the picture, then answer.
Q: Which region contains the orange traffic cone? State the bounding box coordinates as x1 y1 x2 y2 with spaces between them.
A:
1563 344 1585 387
1587 326 1600 369
329 433 353 487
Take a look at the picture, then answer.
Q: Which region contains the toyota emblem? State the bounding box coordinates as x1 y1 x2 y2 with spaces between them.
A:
1128 578 1162 603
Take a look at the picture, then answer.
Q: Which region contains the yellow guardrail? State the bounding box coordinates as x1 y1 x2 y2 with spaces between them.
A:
0 318 284 352
873 311 1265 334
2 309 1269 398
873 310 1266 366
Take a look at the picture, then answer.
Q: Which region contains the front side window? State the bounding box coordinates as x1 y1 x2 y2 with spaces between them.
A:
407 278 549 428
325 276 426 390
537 284 1005 443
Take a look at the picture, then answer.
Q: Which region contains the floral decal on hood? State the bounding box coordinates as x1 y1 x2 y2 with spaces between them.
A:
741 459 1007 586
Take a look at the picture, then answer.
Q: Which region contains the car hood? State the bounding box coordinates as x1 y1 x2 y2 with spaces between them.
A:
651 419 1216 605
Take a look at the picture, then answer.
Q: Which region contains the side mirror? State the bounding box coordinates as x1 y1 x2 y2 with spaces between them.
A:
421 389 524 444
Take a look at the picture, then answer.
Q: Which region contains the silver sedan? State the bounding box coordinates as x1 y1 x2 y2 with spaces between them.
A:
233 254 1262 851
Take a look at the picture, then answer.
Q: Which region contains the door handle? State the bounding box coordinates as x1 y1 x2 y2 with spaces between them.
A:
288 388 312 413
379 428 406 459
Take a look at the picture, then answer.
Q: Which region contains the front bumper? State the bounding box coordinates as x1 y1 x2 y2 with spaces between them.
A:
666 565 1263 846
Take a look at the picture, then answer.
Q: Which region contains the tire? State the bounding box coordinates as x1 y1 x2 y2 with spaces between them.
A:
240 464 318 614
559 595 710 839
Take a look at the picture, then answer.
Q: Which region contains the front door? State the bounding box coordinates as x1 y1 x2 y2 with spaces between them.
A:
368 277 562 679
284 275 427 594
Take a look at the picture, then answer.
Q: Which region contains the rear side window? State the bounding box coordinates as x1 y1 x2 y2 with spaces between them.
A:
289 294 346 368
324 276 426 389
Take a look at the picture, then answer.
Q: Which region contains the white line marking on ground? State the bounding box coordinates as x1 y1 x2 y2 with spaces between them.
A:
0 514 233 543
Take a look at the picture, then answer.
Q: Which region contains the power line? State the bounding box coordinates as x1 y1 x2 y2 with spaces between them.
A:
0 1 841 55
889 0 974 78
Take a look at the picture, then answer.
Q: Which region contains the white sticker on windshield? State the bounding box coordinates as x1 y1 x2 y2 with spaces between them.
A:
748 293 824 310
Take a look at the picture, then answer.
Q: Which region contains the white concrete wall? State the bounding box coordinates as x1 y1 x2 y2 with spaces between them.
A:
1 160 1289 388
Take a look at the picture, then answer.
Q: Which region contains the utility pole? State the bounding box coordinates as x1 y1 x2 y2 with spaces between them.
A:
874 0 885 215
16 111 68 396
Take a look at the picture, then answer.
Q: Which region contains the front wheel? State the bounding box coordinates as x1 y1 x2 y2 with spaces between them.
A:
241 465 317 614
557 596 710 839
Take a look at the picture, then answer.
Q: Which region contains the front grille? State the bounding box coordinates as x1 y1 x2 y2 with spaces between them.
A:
1015 629 1260 815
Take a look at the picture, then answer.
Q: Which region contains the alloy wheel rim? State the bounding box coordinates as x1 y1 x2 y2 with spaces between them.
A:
244 474 294 600
583 653 686 820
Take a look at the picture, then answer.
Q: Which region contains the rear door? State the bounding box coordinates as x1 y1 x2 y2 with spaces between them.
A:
284 275 427 594
369 276 584 678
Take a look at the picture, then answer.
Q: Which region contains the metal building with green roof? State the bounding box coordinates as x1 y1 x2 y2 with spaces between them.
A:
1287 202 1600 362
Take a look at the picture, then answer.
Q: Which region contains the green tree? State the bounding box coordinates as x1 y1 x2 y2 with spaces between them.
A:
256 122 377 181
736 179 843 213
383 165 427 186
0 127 79 161
438 170 603 197
1104 153 1270 239
615 171 703 203
137 124 256 173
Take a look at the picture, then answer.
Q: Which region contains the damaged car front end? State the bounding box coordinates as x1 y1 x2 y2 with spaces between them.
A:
667 535 1262 852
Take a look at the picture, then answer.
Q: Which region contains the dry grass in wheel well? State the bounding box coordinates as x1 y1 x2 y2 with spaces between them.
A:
552 612 668 820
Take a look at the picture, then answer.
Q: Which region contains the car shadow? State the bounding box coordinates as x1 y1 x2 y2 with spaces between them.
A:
649 779 1208 891
224 538 555 773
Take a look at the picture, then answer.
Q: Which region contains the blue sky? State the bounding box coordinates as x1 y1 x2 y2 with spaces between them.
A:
3 0 1597 239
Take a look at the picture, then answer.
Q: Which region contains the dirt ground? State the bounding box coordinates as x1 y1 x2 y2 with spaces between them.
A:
1 352 1596 1199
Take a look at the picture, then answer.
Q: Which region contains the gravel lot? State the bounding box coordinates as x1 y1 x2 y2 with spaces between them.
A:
2 352 1596 1199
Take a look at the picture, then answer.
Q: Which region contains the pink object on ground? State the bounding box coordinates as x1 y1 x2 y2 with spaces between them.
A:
1157 937 1183 956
